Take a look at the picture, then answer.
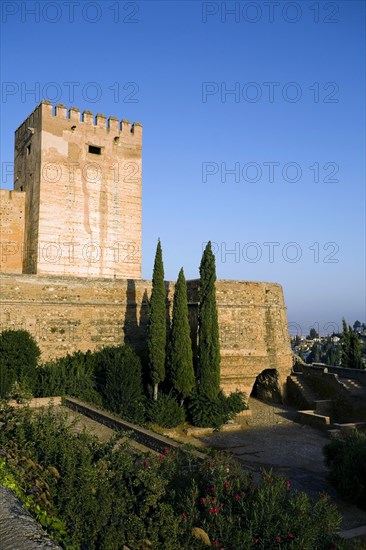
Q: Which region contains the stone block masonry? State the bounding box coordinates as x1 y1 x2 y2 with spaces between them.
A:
0 274 292 397
0 190 26 273
10 101 142 278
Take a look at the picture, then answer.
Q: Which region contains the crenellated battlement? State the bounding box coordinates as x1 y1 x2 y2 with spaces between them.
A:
15 100 142 139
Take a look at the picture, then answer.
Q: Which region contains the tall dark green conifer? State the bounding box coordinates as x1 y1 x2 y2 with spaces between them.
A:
147 240 166 400
341 319 350 368
197 241 220 399
342 319 363 369
169 268 195 403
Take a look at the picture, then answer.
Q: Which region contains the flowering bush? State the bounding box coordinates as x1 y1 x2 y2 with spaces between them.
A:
0 405 360 549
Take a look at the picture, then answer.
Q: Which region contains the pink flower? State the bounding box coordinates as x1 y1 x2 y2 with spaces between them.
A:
276 535 281 542
214 541 220 547
200 497 206 504
286 481 291 488
288 533 294 538
157 455 164 462
181 513 187 522
234 493 240 501
163 448 169 455
224 480 230 490
209 507 220 514
143 460 149 468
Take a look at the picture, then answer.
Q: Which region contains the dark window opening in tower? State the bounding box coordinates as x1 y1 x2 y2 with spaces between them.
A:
88 145 102 155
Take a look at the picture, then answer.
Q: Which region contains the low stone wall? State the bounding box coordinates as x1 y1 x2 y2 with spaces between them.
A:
297 410 331 430
7 397 62 409
64 397 206 458
305 364 366 384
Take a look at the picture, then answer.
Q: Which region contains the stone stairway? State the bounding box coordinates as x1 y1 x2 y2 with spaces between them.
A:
288 373 319 408
288 374 334 430
339 378 366 398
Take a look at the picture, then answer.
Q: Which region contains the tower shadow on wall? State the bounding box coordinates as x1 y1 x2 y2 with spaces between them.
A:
123 280 149 361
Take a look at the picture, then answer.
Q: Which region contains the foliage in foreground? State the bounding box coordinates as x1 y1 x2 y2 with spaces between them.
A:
0 405 357 550
324 430 366 509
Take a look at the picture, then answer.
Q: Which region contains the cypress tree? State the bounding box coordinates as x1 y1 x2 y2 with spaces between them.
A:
341 319 350 368
169 268 195 403
197 241 220 399
341 319 363 369
147 239 166 400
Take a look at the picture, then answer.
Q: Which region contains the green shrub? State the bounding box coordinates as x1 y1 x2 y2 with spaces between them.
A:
36 350 101 405
188 390 247 429
221 390 247 418
147 393 185 428
188 392 224 429
0 329 40 398
324 430 366 508
96 345 145 424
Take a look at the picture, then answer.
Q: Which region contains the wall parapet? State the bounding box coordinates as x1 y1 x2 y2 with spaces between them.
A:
14 100 142 138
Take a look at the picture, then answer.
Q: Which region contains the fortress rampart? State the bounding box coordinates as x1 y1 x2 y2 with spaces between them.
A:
0 273 292 397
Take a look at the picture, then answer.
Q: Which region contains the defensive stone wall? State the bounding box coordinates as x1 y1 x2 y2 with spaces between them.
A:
0 273 292 396
0 190 25 273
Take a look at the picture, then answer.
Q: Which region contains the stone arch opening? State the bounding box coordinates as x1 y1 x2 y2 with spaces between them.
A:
250 368 282 403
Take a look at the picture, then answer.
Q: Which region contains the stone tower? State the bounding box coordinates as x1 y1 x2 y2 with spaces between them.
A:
13 100 142 278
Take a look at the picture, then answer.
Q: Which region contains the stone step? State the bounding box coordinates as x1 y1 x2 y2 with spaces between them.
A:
314 400 333 415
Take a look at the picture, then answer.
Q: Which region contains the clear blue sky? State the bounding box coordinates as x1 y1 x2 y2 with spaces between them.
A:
1 0 365 335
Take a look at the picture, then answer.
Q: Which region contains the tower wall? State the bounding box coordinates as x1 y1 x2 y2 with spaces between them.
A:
14 101 142 279
0 190 26 273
